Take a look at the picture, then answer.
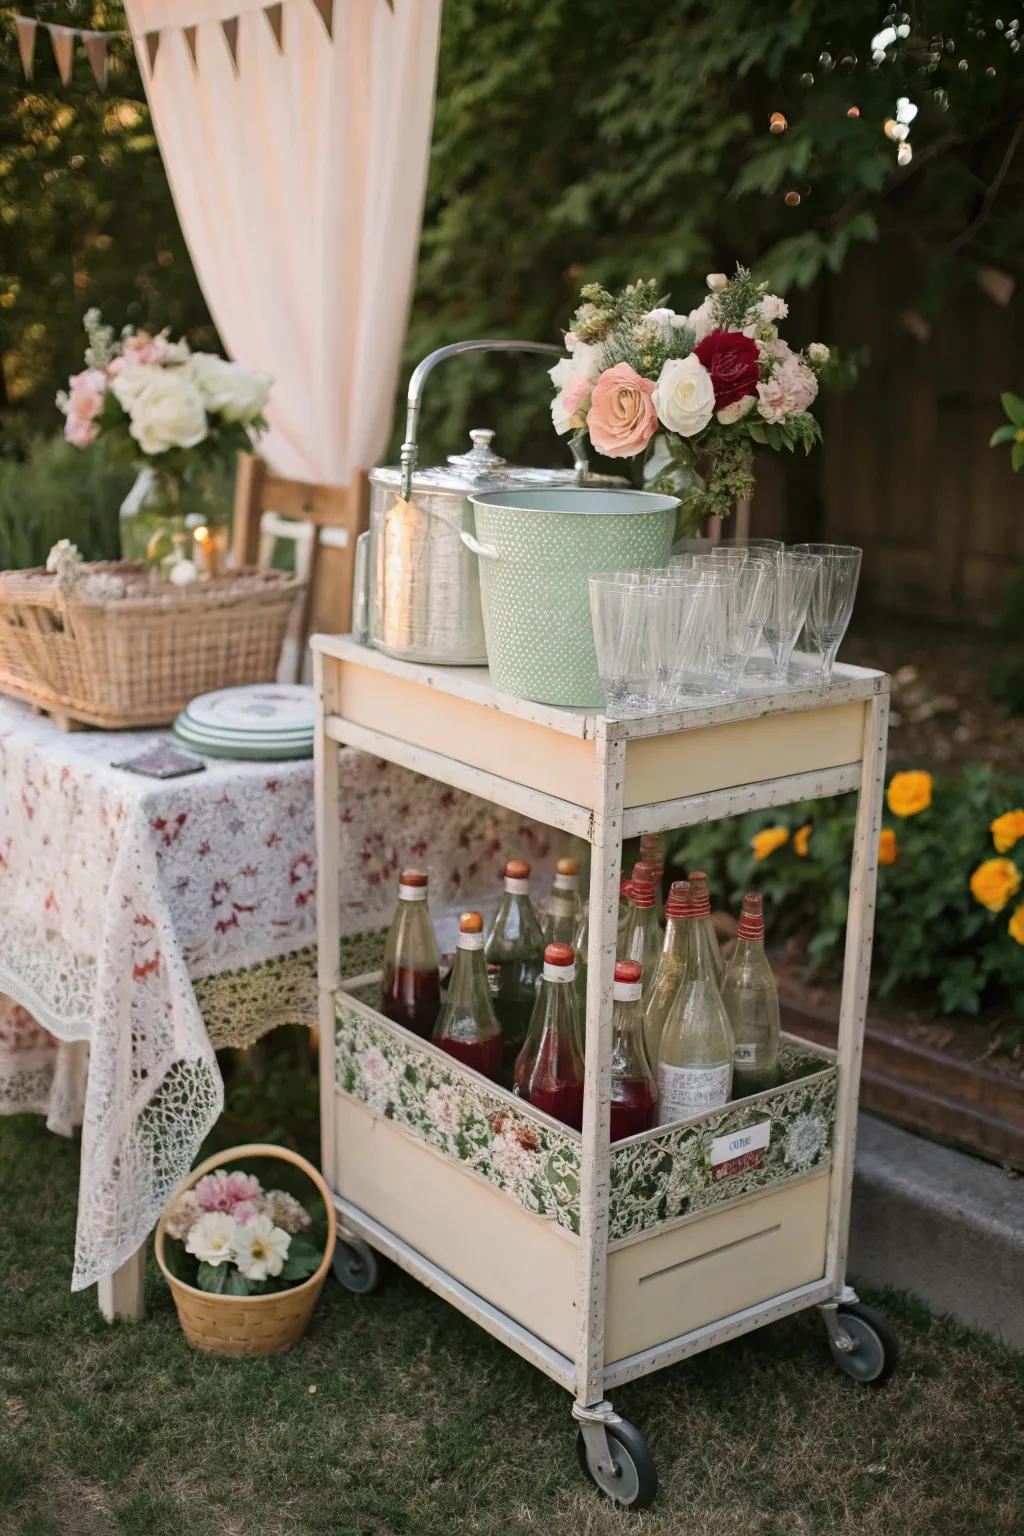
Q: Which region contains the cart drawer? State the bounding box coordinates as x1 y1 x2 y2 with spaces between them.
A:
334 1094 578 1357
605 1172 829 1364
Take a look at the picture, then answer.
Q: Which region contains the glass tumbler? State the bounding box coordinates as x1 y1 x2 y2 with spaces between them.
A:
792 542 863 684
760 550 822 683
589 575 670 717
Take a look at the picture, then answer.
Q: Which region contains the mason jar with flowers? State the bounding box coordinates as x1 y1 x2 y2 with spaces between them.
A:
58 309 271 577
549 269 833 535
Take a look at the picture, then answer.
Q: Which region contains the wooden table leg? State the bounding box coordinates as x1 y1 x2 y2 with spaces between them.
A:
97 1243 146 1322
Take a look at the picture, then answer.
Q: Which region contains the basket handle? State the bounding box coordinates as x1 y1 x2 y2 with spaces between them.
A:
154 1141 336 1286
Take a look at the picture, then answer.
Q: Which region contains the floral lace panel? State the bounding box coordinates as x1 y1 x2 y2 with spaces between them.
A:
334 992 582 1234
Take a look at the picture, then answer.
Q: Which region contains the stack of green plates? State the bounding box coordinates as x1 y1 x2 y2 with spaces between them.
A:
172 684 315 761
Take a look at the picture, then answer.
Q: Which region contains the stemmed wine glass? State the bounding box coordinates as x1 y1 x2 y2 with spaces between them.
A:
761 550 821 683
792 543 863 685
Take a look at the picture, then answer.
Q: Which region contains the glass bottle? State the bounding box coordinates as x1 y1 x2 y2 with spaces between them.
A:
639 831 666 929
687 869 724 983
432 911 503 1082
543 855 584 946
721 892 781 1095
642 880 690 1067
514 942 585 1129
621 861 662 993
381 868 441 1039
573 903 589 1014
609 959 657 1140
484 857 545 1074
656 885 734 1123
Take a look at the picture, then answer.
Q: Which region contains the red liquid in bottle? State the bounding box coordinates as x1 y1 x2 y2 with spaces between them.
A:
435 1032 504 1081
609 1076 657 1141
526 1079 584 1130
382 965 441 1039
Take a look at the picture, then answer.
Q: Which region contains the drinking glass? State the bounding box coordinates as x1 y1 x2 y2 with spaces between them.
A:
589 576 671 717
660 568 737 705
792 543 863 684
721 558 773 690
758 550 822 682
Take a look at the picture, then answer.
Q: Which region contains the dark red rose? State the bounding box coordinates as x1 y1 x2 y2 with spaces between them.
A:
694 330 760 410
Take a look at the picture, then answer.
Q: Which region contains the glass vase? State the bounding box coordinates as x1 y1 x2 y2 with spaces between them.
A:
119 468 190 565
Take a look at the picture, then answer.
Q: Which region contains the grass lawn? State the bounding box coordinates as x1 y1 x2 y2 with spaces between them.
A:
2 1037 1022 1536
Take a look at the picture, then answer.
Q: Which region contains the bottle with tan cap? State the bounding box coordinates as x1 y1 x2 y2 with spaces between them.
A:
514 942 585 1129
381 868 441 1039
484 857 545 1073
432 912 503 1082
543 855 584 947
721 892 780 1095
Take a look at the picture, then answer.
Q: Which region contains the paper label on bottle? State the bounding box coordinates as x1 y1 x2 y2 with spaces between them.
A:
710 1119 771 1180
613 981 642 1002
733 1043 758 1065
505 877 529 895
656 1062 730 1123
553 874 578 891
457 932 485 950
398 884 428 902
543 962 576 982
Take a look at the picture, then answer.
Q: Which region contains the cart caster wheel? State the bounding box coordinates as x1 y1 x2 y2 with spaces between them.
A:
828 1301 898 1386
331 1238 382 1295
576 1420 657 1509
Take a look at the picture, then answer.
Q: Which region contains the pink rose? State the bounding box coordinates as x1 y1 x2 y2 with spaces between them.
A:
586 362 658 459
61 368 106 446
109 330 174 373
757 355 818 423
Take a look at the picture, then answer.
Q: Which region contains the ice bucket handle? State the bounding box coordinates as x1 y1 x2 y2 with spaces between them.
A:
399 338 567 502
395 491 500 560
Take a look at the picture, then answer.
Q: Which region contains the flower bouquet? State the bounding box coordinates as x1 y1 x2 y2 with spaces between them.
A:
549 268 833 536
57 309 271 569
155 1144 336 1356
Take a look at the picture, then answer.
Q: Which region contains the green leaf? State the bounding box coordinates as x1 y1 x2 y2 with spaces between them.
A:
1012 443 1024 473
1001 392 1024 426
281 1238 321 1282
196 1261 249 1296
990 423 1018 446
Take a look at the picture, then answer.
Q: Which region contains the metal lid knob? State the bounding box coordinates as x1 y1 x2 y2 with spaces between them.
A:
447 428 507 476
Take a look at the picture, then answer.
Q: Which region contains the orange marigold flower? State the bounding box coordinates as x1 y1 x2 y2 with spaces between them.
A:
991 810 1024 855
793 824 813 857
1009 904 1024 946
969 857 1022 914
878 828 897 865
751 826 789 861
886 770 933 818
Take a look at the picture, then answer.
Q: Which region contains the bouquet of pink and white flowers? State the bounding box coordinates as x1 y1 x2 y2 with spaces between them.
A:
57 308 270 473
550 268 833 534
163 1166 322 1296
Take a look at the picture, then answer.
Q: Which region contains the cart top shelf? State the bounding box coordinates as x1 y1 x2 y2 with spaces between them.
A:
312 635 889 837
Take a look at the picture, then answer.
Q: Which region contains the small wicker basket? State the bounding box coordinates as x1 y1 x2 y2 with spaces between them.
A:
155 1142 337 1357
0 563 304 730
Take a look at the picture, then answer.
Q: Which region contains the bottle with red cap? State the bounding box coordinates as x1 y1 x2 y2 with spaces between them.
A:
484 857 545 1073
381 869 441 1039
513 942 585 1129
642 880 691 1066
639 831 666 929
543 855 584 947
609 960 657 1140
687 870 724 983
432 912 503 1082
621 861 662 991
656 882 733 1123
721 892 780 1094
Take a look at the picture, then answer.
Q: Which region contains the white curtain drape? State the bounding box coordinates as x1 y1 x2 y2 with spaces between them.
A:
122 0 442 485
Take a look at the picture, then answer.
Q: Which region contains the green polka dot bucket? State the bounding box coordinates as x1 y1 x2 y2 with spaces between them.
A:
467 488 678 707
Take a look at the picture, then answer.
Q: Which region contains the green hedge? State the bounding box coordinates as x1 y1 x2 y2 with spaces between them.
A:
0 432 132 569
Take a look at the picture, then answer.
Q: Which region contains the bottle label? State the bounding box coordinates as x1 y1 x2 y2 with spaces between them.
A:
710 1119 771 1180
553 874 579 891
543 963 576 982
457 932 485 951
657 1062 730 1123
398 884 428 902
733 1043 758 1065
613 981 642 1002
505 877 529 895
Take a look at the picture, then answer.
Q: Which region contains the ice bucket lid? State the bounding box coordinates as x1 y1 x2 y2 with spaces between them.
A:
371 427 578 497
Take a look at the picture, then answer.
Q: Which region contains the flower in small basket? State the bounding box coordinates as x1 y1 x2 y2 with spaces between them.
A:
164 1166 322 1297
550 268 840 535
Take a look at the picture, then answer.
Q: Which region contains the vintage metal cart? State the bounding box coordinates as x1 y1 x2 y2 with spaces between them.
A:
313 634 894 1510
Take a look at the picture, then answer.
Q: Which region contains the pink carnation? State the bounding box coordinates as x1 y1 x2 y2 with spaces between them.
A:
756 355 818 423
108 330 175 375
586 362 658 459
61 368 106 448
194 1168 263 1214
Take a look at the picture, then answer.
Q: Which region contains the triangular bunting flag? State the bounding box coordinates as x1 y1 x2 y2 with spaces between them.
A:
221 16 240 71
15 16 37 79
82 32 108 91
264 3 284 50
47 23 76 85
183 25 199 69
143 30 161 73
309 0 334 38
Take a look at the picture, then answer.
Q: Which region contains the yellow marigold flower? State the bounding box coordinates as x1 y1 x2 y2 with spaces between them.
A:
969 857 1022 914
751 826 789 861
793 824 812 857
878 828 897 866
886 770 933 819
1009 904 1024 946
991 810 1024 854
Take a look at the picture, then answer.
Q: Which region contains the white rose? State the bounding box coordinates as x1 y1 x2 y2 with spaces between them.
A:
716 394 756 425
808 342 830 367
706 273 728 291
110 362 161 412
188 354 271 423
686 296 718 344
127 371 207 455
758 294 789 322
652 355 716 438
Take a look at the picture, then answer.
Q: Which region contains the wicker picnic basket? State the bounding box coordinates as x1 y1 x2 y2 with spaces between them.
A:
0 563 304 729
155 1142 337 1357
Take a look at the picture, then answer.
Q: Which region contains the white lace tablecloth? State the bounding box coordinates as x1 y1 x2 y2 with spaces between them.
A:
0 698 554 1289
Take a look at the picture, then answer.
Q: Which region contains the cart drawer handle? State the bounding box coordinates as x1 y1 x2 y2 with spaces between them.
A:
637 1223 782 1285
